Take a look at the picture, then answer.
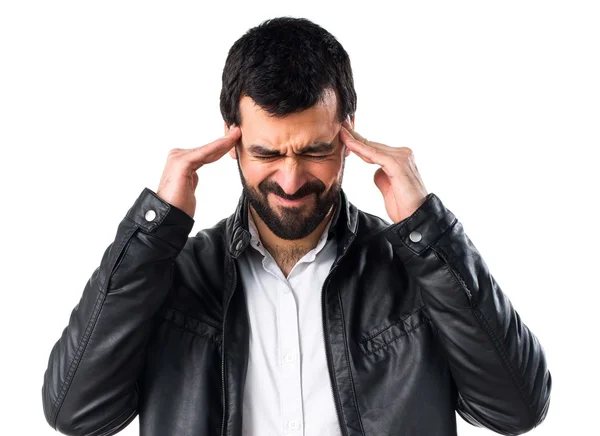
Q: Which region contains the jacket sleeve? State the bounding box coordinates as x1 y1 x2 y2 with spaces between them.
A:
41 187 195 436
383 193 552 436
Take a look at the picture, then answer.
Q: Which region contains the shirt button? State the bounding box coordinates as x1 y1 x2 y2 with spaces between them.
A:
144 210 156 222
288 420 299 430
409 230 422 242
284 353 295 363
283 287 291 294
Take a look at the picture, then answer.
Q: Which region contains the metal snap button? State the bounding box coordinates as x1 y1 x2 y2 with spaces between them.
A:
409 230 422 243
144 210 156 222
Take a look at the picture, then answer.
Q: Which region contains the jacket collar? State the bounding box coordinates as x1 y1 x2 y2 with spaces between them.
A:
225 188 358 259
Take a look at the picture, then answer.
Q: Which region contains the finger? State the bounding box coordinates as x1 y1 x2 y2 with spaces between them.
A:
340 127 395 167
341 123 391 152
344 124 369 146
347 143 376 164
185 126 241 167
340 120 369 144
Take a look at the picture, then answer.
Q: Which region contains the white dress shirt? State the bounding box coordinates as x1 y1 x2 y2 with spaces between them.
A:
237 206 342 436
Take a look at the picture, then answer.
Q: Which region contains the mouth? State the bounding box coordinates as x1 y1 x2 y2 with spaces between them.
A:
273 193 312 206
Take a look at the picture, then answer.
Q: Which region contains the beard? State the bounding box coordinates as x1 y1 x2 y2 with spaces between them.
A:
236 156 344 241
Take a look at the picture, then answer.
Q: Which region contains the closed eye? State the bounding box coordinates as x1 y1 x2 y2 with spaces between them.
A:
255 155 329 160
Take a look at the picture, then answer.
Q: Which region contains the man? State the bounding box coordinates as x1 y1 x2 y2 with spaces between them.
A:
42 16 551 436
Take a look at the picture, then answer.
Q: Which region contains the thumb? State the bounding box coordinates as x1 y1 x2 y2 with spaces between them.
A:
373 167 390 195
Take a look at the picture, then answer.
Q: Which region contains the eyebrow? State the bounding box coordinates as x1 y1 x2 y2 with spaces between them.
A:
247 141 336 156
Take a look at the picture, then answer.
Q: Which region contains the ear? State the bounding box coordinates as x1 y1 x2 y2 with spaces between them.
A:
224 121 238 159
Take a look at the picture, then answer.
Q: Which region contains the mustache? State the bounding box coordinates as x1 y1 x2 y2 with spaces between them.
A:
259 180 325 200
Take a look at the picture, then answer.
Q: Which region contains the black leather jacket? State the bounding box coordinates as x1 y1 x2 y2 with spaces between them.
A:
42 187 551 436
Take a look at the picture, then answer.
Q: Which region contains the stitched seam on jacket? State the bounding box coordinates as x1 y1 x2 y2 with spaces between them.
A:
337 287 366 436
51 288 106 427
430 244 536 424
51 224 138 428
362 321 426 356
359 305 425 344
473 305 535 420
98 231 136 293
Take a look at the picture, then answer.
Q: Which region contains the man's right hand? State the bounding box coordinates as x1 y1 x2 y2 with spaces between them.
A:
156 125 241 219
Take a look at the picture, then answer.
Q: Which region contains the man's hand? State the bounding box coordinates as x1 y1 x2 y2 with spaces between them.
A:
339 120 428 223
156 125 242 219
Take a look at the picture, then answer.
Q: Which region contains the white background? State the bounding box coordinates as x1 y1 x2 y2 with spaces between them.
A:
1 1 598 435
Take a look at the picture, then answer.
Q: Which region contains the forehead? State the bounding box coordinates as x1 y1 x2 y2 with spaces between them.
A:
238 91 339 149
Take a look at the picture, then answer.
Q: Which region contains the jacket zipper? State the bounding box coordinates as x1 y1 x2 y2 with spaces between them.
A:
221 257 238 436
321 237 356 436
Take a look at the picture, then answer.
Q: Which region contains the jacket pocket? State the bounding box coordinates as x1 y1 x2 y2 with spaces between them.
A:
358 306 428 356
159 306 222 346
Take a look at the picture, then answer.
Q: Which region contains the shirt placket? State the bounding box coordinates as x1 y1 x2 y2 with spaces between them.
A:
274 270 304 435
247 208 333 436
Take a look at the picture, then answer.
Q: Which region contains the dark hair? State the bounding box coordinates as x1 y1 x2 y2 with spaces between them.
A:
219 17 357 127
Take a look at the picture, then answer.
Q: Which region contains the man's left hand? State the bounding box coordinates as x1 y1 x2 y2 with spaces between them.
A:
339 120 429 224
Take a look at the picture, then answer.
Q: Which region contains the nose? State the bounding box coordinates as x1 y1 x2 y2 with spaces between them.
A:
273 157 310 197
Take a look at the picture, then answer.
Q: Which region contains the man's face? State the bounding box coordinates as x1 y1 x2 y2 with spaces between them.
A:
227 89 352 240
